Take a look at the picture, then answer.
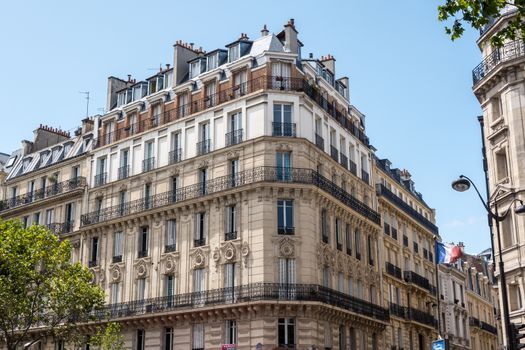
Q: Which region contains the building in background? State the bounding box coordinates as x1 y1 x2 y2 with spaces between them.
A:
472 4 525 345
0 19 443 350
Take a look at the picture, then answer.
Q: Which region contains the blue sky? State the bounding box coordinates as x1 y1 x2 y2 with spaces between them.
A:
0 1 489 253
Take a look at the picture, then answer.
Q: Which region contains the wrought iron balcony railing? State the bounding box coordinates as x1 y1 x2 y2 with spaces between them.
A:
407 307 438 328
330 145 339 162
272 122 296 137
389 302 406 318
470 316 498 335
349 160 357 176
118 165 130 180
88 260 98 268
142 157 155 172
472 39 525 85
138 250 148 258
376 184 439 235
169 148 182 165
112 255 123 263
340 153 348 170
385 262 402 280
404 271 432 292
225 231 237 241
81 166 381 227
164 244 177 253
315 133 324 151
46 221 75 235
0 177 86 212
225 129 243 147
196 139 211 156
194 238 206 247
94 173 107 187
278 226 295 235
90 283 389 322
99 76 370 149
361 170 369 185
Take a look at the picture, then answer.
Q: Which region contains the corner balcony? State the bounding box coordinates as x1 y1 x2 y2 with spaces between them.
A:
385 262 402 280
90 283 389 323
81 166 381 227
376 183 439 235
0 177 86 214
472 39 525 85
407 307 438 328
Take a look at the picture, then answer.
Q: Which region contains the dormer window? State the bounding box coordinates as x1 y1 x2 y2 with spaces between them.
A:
190 60 202 79
148 74 165 94
229 45 240 62
22 157 32 172
207 54 218 70
336 81 346 97
52 146 63 162
40 151 51 166
324 70 334 85
5 156 16 168
63 142 73 156
132 83 147 101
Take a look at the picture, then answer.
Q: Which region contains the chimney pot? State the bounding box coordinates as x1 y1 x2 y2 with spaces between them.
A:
261 24 269 36
309 53 313 59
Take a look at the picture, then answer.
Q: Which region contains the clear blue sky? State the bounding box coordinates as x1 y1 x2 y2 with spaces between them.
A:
0 1 488 253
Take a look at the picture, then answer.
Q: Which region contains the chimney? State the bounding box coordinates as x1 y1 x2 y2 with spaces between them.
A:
261 24 269 37
21 140 32 156
338 76 350 100
82 117 94 134
173 40 200 85
283 18 298 54
321 54 336 76
309 53 313 59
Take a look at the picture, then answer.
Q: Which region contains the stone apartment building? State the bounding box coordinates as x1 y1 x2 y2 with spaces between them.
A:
0 19 445 350
472 4 525 347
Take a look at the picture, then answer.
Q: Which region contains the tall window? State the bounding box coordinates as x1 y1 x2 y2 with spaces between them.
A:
118 190 127 215
227 112 243 146
113 231 123 261
96 157 106 186
225 320 237 345
144 183 152 209
496 150 509 181
119 149 129 179
195 212 206 246
90 237 98 265
324 321 333 349
45 209 54 225
279 258 296 299
170 132 182 164
199 168 207 195
345 224 352 255
338 272 345 293
192 324 204 350
224 263 236 303
225 205 237 240
336 218 342 250
138 226 148 257
273 104 293 136
166 275 175 306
197 123 211 155
205 82 216 107
339 325 346 350
278 318 295 347
171 175 179 202
136 278 146 301
321 209 329 243
355 228 361 260
166 219 177 252
502 215 513 248
510 284 522 311
323 266 331 288
230 159 239 187
276 152 292 181
111 282 120 304
233 70 247 95
271 62 291 88
367 235 374 266
136 330 145 350
193 269 204 306
277 199 294 235
164 328 173 350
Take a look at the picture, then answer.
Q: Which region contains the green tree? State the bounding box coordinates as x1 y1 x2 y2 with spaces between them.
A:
91 322 124 350
0 219 105 350
438 0 525 46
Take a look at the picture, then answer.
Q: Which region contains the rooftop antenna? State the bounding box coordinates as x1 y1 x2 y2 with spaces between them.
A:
97 107 106 115
79 91 90 118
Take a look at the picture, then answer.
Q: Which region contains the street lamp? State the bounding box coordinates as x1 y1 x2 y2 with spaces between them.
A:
452 174 525 350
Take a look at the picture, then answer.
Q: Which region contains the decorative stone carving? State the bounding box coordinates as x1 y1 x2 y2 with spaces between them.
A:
169 166 182 177
226 150 240 160
135 260 148 278
212 247 221 263
222 242 236 262
198 159 209 169
279 237 295 258
111 265 121 282
193 248 206 268
241 241 250 267
164 256 177 274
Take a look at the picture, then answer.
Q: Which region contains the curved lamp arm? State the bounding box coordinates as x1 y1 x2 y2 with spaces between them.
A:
458 175 493 216
496 198 525 222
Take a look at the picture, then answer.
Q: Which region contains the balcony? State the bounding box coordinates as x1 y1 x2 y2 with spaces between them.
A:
169 148 182 164
225 231 237 241
361 170 369 185
315 133 324 151
100 76 370 150
81 166 381 227
272 122 296 137
376 184 439 235
88 260 98 268
112 255 123 263
470 317 498 335
137 250 148 258
385 262 402 280
389 303 406 318
407 307 437 328
278 226 295 235
330 146 339 162
142 157 155 172
472 39 525 85
196 139 211 156
164 244 177 253
94 173 107 187
349 160 357 176
46 221 75 235
340 153 348 170
194 238 206 247
90 283 389 322
118 165 130 180
404 271 431 291
225 129 243 146
0 177 87 213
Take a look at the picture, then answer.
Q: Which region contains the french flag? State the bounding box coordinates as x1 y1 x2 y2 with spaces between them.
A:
435 242 463 264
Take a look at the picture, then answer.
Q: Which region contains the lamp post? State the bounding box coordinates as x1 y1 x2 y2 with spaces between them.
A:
452 175 525 350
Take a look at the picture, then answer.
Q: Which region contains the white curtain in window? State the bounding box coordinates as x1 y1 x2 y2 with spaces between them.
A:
192 324 204 348
114 231 123 256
